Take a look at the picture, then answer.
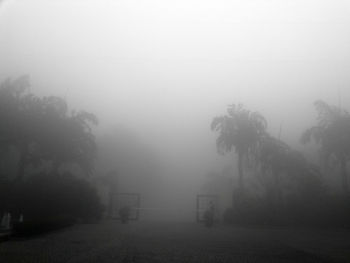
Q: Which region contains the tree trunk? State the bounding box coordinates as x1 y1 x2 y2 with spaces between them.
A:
233 151 244 208
108 182 116 218
238 151 244 189
340 156 349 194
273 169 282 204
15 145 28 181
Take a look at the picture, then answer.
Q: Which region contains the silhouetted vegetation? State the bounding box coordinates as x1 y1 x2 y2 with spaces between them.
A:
0 76 98 181
301 100 350 194
0 77 102 233
213 102 350 227
1 74 350 231
12 215 76 237
211 104 267 206
13 173 103 222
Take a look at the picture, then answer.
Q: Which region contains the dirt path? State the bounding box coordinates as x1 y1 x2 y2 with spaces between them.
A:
0 221 349 262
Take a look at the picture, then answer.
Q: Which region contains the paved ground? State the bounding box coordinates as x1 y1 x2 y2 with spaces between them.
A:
0 221 350 262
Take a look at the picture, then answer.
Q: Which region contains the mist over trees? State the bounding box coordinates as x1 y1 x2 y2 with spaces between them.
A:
95 127 162 218
301 100 350 194
1 74 350 229
211 104 267 190
0 76 98 180
211 102 349 226
0 77 102 229
1 1 350 262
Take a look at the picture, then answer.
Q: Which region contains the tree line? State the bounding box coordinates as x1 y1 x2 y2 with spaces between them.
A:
211 102 350 225
0 76 102 230
0 76 98 181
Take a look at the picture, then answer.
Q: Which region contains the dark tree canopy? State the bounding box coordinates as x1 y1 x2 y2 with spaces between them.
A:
211 104 267 156
211 104 267 192
259 134 323 199
301 100 350 193
0 76 98 180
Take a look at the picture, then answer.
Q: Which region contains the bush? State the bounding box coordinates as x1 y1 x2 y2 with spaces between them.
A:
223 194 350 228
13 173 103 223
223 197 286 226
12 215 75 237
0 178 12 213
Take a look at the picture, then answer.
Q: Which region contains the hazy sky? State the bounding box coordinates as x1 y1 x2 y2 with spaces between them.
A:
1 0 350 183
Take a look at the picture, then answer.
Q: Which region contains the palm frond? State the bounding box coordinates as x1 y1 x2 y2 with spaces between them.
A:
210 116 224 131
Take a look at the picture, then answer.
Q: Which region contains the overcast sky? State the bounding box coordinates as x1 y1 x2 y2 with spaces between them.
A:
1 0 350 184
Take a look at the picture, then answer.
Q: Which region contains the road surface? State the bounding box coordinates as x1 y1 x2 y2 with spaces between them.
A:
0 221 349 262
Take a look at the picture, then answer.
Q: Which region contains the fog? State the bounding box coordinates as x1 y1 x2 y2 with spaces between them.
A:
1 0 350 221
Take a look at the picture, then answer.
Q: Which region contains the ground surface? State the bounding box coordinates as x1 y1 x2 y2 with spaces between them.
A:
0 221 350 262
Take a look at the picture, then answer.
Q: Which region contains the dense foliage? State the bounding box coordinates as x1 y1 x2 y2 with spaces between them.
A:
13 173 103 221
0 76 98 180
213 102 350 227
211 104 267 191
0 77 102 229
301 100 350 194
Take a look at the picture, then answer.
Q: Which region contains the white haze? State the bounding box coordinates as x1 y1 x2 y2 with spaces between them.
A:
1 0 350 219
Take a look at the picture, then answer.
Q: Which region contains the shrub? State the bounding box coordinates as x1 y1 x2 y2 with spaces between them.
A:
12 215 75 237
223 194 350 227
0 178 11 214
13 173 103 223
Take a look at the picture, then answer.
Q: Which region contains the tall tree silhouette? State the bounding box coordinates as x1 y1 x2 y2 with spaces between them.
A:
301 100 350 194
211 104 267 192
0 76 41 180
0 77 98 180
259 135 289 202
39 105 98 176
259 134 322 203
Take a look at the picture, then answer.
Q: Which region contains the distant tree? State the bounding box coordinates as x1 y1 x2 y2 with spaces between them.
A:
38 105 98 176
259 135 289 202
301 100 350 194
0 77 98 180
16 172 103 221
283 150 324 199
260 135 323 203
0 76 41 180
211 104 267 192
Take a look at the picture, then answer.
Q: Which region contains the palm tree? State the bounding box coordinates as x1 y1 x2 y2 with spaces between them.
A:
301 100 350 194
211 104 267 203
